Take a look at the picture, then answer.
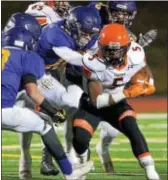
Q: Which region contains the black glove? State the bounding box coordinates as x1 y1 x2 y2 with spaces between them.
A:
53 109 66 123
40 99 66 124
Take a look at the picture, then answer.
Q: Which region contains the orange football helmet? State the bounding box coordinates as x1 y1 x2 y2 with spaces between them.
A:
99 23 131 67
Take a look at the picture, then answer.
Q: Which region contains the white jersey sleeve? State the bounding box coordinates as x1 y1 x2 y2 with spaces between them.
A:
126 41 146 82
127 41 145 65
25 2 62 26
52 46 83 66
82 53 106 80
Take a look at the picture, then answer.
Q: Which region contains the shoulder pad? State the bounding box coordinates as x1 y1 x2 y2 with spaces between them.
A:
127 42 145 65
83 53 106 71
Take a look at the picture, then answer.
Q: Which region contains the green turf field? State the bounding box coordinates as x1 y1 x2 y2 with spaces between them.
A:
2 114 167 180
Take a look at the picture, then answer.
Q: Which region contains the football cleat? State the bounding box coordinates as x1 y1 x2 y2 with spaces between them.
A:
139 155 160 180
145 165 160 180
64 161 93 180
40 147 59 176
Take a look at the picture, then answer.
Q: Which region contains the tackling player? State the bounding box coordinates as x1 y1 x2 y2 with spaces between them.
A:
72 23 160 180
25 1 70 26
36 5 101 166
2 26 93 180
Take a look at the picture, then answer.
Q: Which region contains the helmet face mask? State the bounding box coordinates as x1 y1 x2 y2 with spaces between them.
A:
45 1 70 17
67 6 101 49
75 25 99 48
99 23 131 67
110 10 131 26
108 1 137 27
110 10 136 27
100 43 130 67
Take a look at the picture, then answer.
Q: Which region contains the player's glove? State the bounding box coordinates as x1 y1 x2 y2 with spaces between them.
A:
138 29 158 48
53 109 66 123
40 99 66 124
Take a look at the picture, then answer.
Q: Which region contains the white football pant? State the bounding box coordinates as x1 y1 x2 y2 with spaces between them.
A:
2 106 51 135
98 122 120 153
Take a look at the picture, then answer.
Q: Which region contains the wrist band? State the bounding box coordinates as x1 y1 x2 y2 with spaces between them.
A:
111 91 126 103
96 93 110 109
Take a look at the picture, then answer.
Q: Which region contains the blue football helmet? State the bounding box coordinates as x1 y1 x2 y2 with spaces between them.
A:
4 13 41 40
107 1 137 27
3 26 37 51
66 6 102 48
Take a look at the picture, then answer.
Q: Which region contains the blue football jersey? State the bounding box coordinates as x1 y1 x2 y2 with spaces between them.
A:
2 47 45 108
37 20 98 71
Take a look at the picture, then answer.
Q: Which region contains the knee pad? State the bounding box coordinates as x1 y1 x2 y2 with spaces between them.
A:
74 127 91 145
73 127 91 155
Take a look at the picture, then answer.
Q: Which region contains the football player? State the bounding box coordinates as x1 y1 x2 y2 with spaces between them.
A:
25 1 71 26
72 23 160 180
3 12 91 178
36 4 101 162
2 26 94 180
4 12 60 176
89 1 158 173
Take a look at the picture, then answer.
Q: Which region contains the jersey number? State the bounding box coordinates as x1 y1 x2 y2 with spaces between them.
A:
2 49 10 70
111 77 124 89
132 46 141 51
32 5 43 11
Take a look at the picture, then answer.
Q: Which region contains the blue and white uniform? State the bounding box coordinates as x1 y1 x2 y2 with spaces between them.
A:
1 46 51 135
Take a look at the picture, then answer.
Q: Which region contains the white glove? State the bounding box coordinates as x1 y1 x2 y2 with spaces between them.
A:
138 29 158 48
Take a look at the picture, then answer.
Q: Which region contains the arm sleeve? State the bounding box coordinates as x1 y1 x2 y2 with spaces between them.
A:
22 73 37 85
52 46 83 66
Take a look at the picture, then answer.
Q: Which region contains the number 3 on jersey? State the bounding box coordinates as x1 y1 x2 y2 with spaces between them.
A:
2 49 10 70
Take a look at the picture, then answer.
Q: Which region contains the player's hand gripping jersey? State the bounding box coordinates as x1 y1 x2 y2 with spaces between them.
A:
25 2 63 26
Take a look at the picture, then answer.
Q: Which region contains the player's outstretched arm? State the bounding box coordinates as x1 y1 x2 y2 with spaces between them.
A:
52 46 83 66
